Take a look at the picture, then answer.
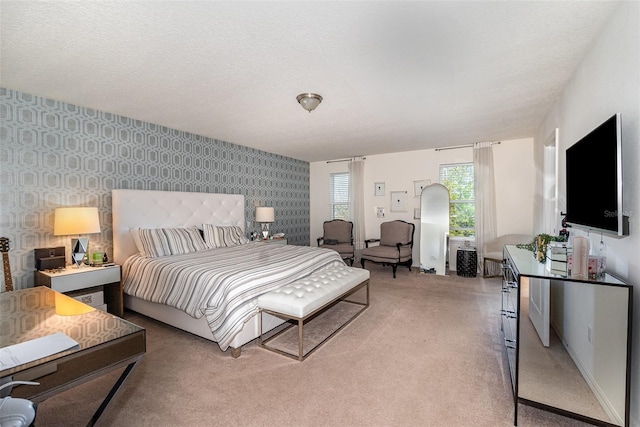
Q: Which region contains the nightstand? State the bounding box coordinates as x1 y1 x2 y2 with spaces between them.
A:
34 265 123 317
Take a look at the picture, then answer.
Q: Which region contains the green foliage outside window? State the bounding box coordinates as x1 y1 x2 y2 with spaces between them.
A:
333 204 349 220
440 163 475 237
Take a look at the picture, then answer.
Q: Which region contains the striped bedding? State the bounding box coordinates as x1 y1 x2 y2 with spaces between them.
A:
122 242 345 350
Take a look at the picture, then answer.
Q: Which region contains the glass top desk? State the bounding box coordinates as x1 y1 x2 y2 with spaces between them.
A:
0 286 145 426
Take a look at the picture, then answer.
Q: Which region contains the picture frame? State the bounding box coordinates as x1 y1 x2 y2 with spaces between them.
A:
374 182 385 196
414 179 431 197
390 191 408 212
376 207 385 218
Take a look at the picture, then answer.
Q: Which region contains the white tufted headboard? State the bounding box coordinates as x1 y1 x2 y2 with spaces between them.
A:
112 189 245 265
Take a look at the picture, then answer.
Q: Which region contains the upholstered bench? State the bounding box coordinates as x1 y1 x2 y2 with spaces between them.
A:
258 266 370 361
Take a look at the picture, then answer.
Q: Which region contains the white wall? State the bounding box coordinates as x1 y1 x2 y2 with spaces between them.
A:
310 138 534 269
534 2 639 423
493 139 535 236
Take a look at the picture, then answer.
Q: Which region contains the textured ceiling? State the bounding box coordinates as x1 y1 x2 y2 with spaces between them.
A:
0 1 619 162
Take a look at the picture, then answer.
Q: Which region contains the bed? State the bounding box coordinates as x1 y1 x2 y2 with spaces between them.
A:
112 189 345 357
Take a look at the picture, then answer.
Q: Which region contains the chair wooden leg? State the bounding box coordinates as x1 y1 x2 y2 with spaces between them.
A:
392 264 397 278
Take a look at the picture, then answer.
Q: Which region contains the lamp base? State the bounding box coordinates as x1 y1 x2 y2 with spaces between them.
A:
71 237 89 267
261 223 270 240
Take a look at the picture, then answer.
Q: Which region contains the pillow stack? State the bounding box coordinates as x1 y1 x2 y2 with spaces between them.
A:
131 225 250 257
203 224 249 248
131 226 208 258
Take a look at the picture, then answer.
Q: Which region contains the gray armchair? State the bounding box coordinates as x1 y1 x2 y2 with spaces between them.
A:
361 220 415 278
317 219 354 266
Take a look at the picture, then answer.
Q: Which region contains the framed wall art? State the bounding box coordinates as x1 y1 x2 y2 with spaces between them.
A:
390 191 408 212
414 179 431 197
374 182 385 196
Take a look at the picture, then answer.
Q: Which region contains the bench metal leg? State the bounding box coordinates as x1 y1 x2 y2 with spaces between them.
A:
298 319 304 361
259 279 370 361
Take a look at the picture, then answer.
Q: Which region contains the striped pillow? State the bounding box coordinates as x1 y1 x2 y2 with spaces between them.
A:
132 226 208 258
203 224 249 248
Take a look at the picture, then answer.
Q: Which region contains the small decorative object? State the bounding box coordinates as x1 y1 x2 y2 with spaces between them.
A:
536 235 546 262
588 255 606 279
413 208 420 219
568 254 605 279
92 252 104 266
545 242 568 275
517 233 568 263
571 236 590 278
390 191 408 212
376 207 385 218
374 182 385 196
559 213 571 240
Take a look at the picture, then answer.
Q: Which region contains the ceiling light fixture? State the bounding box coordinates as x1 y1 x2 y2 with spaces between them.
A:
296 93 323 113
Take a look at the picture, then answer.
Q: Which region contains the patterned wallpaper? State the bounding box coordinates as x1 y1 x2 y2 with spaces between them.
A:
0 88 310 290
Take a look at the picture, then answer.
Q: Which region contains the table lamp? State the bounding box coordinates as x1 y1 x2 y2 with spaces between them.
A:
255 207 275 240
54 207 101 267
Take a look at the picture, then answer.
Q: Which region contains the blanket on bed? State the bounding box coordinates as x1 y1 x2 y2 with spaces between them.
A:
122 242 345 350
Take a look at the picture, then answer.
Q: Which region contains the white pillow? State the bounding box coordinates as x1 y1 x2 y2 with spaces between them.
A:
131 226 208 258
203 224 249 248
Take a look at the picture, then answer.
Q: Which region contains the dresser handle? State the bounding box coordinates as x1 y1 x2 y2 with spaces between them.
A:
504 338 517 348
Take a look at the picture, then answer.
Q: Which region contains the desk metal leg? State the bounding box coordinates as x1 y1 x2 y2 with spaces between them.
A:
86 361 139 427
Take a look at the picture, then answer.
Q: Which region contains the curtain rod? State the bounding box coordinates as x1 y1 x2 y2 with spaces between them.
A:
434 141 501 152
326 156 366 164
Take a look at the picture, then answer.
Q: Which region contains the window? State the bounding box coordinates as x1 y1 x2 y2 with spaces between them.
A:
439 163 475 237
330 172 349 220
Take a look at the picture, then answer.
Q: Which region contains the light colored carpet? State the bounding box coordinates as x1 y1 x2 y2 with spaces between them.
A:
34 263 593 426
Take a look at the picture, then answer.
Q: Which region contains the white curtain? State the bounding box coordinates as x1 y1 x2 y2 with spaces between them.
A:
349 157 365 262
474 142 497 275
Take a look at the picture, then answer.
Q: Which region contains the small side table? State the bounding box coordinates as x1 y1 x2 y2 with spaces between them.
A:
456 247 477 278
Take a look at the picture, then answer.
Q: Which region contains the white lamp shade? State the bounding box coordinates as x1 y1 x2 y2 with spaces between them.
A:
255 207 275 223
54 207 101 236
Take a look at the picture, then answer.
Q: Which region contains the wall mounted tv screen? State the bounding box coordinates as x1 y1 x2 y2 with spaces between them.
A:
565 113 628 237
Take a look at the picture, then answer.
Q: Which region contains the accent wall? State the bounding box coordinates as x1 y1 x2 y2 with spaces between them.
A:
0 88 311 289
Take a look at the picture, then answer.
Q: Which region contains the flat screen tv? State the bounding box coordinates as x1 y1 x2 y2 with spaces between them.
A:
565 113 629 237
